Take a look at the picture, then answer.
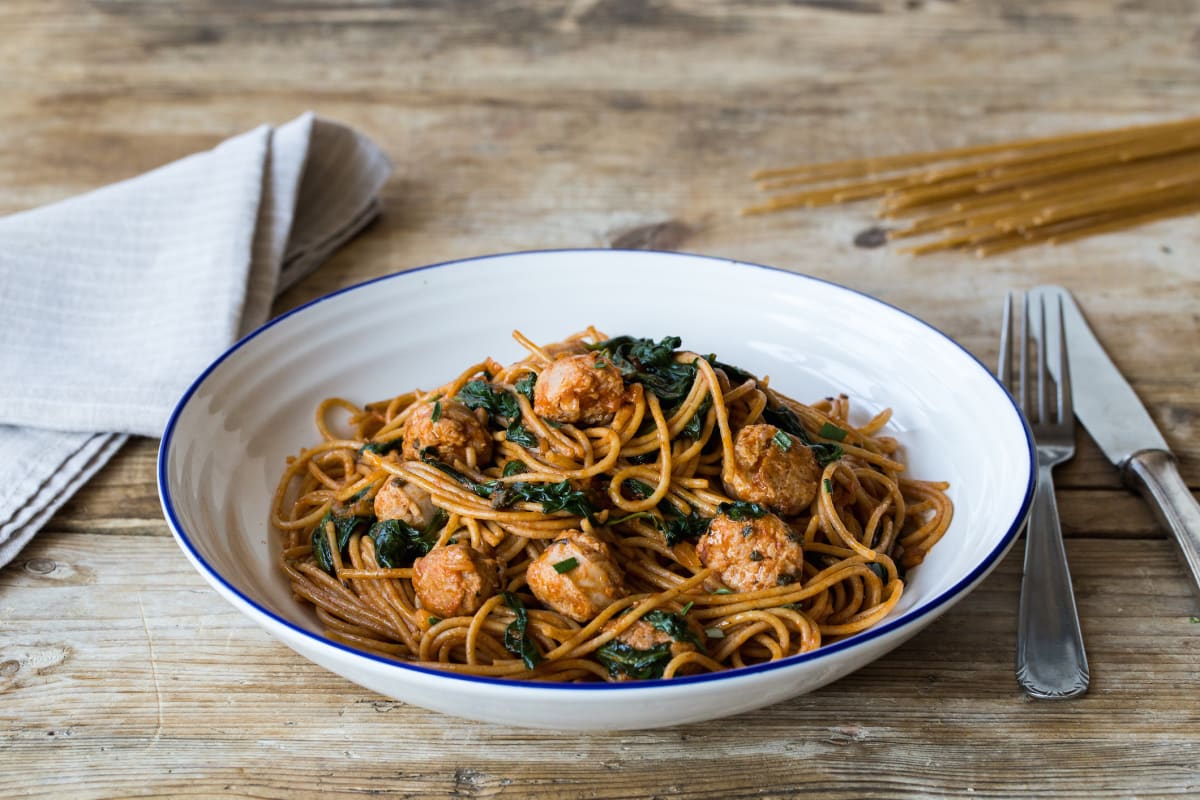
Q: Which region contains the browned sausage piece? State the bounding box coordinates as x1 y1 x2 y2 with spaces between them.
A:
723 423 820 515
533 354 624 426
412 542 501 619
526 529 626 622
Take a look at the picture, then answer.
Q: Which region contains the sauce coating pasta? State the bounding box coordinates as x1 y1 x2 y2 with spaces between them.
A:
272 329 953 681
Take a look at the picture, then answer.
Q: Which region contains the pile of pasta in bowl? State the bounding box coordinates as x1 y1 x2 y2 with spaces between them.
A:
272 328 953 682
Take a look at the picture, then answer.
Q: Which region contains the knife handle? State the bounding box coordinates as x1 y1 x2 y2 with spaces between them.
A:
1125 449 1200 603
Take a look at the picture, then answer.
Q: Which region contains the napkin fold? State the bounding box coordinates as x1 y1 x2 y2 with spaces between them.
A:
0 113 392 568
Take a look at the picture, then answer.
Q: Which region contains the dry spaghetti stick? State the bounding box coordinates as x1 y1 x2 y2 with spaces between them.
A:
750 116 1200 181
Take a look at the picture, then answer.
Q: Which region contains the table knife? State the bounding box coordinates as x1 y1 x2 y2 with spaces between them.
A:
1031 285 1200 602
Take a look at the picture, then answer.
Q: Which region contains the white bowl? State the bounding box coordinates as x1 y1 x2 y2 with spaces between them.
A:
158 249 1034 730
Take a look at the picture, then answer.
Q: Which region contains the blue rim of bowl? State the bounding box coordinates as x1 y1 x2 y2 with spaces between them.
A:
158 248 1036 692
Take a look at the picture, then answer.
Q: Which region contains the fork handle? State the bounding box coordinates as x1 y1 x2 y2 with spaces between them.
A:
1125 449 1200 604
1016 465 1090 699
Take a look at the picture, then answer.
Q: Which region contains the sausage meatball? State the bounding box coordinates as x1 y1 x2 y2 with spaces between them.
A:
722 423 821 515
533 354 624 426
401 398 493 466
412 542 500 619
526 530 626 622
602 615 702 655
373 477 436 528
696 510 804 592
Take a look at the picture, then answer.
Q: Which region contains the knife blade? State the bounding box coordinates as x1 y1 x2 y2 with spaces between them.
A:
1031 285 1200 603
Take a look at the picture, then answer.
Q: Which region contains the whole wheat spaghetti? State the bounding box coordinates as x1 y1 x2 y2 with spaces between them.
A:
272 329 953 681
744 116 1200 257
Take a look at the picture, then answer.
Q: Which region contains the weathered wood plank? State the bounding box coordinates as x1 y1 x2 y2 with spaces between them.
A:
2 0 1199 796
2 533 1199 798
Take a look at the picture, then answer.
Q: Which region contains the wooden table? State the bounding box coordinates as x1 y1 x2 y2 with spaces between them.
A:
3 2 1199 797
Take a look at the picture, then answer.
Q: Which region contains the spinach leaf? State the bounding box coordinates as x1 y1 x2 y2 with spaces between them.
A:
456 379 521 420
680 396 713 441
505 420 538 449
456 379 537 448
622 478 656 500
658 506 712 546
703 355 759 387
368 509 449 568
588 335 696 405
502 592 541 670
311 511 373 575
422 455 496 500
643 610 703 647
360 437 404 456
717 501 770 520
513 373 537 404
502 459 528 477
595 640 673 680
422 455 594 518
490 480 595 517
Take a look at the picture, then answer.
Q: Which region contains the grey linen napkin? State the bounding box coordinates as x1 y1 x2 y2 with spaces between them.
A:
0 113 392 567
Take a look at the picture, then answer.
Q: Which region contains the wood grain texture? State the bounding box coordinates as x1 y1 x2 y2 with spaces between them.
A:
2 0 1199 797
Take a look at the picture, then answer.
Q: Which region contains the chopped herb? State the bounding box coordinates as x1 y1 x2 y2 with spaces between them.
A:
777 574 796 586
594 359 607 369
644 609 704 647
866 562 888 583
502 459 528 477
818 422 849 442
718 501 769 520
430 399 443 423
772 429 794 451
760 403 843 466
513 373 537 403
628 451 658 465
749 550 764 562
704 627 725 639
502 592 541 670
594 640 673 680
587 335 696 405
678 601 694 616
428 616 442 626
552 557 579 574
713 588 733 595
741 524 754 537
823 478 834 494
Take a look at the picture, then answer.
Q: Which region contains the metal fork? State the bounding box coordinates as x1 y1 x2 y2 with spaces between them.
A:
999 292 1089 699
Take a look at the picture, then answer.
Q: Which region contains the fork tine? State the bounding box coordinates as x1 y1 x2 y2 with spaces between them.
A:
998 291 1013 387
1056 294 1072 424
1037 293 1050 425
1019 292 1031 420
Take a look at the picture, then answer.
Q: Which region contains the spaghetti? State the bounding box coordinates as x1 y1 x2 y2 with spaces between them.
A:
743 116 1200 257
272 329 953 682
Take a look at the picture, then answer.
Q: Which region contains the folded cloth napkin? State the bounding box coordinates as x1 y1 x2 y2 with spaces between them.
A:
0 112 392 568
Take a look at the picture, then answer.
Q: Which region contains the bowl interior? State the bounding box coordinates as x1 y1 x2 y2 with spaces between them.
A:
161 249 1032 690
